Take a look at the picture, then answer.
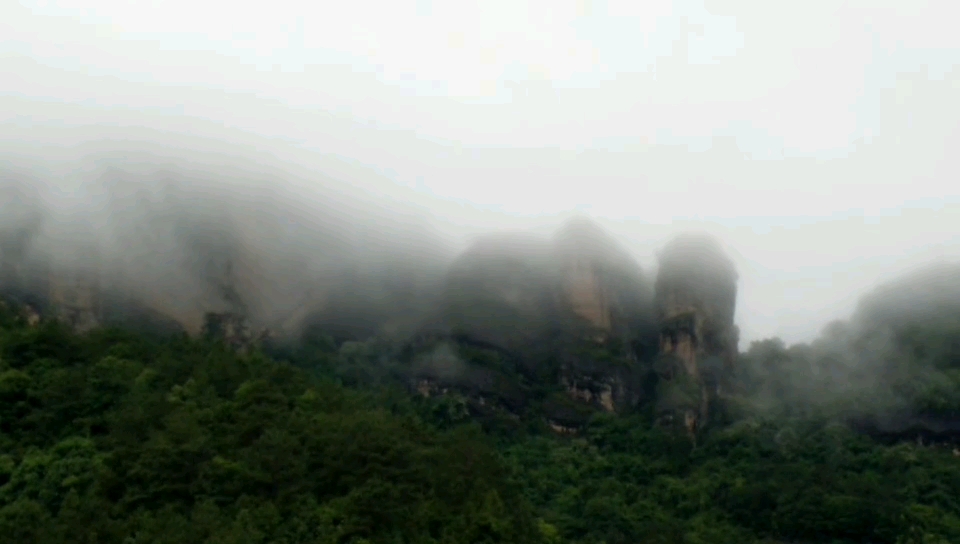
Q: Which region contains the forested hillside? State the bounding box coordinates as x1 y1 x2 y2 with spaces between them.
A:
1 261 959 544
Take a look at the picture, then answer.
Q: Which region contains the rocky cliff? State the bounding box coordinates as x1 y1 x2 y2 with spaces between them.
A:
343 219 742 435
0 201 744 436
549 218 657 414
551 217 655 342
47 267 103 333
413 217 659 419
653 233 739 437
429 231 557 355
433 218 654 352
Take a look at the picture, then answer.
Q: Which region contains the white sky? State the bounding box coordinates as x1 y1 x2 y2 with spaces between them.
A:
2 0 959 345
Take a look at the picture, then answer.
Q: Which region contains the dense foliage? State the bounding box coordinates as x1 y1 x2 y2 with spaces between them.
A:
0 306 540 544
1 292 959 544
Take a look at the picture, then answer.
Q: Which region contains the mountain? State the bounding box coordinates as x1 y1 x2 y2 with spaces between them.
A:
2 221 960 543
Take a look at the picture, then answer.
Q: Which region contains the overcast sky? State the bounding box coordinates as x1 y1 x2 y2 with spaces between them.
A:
2 0 959 345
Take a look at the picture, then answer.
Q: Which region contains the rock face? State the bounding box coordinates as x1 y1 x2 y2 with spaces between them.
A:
653 233 739 437
421 217 657 418
435 218 654 353
0 188 746 435
48 267 102 333
551 217 654 342
435 231 558 355
190 253 273 351
550 218 657 414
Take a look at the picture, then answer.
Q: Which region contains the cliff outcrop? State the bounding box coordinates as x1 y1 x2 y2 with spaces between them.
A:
429 231 557 356
653 233 739 436
0 196 744 437
550 218 657 414
432 218 655 354
415 217 658 419
551 217 655 342
48 267 103 333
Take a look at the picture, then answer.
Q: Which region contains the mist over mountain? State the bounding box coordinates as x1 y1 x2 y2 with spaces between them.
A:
1 200 958 543
2 3 960 541
734 261 960 442
2 131 958 436
0 133 463 341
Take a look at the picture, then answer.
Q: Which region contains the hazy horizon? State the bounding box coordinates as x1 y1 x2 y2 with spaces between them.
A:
2 0 958 346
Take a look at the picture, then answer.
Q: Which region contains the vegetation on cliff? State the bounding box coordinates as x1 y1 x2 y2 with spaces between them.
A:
1 255 960 544
0 307 542 544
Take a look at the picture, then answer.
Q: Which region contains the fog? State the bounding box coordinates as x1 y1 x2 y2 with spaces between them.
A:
2 1 959 345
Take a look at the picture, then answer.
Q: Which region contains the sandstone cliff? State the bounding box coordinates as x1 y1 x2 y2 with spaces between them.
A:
551 217 654 342
47 267 102 333
416 217 658 418
0 195 746 437
550 218 657 414
653 232 739 437
431 231 556 355
433 218 654 351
